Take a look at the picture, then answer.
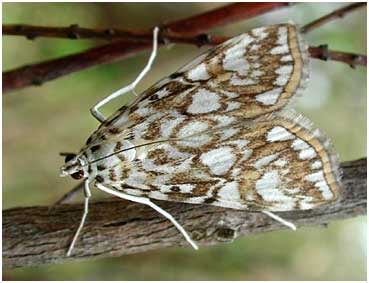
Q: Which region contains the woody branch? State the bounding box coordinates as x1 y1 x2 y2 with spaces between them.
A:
3 3 366 93
2 158 367 269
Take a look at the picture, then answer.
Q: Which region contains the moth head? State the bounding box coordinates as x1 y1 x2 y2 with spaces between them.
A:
60 153 87 180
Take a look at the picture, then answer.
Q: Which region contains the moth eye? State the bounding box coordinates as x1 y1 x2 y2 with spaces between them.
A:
71 170 84 180
65 153 77 163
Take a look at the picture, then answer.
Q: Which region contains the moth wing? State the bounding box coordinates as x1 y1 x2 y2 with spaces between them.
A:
86 23 308 146
95 110 340 211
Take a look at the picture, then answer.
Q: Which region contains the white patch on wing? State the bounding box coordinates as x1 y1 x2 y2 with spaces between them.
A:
223 34 254 75
250 44 260 51
276 65 293 75
125 169 150 191
252 27 268 40
240 149 253 162
177 134 211 147
226 139 249 150
255 87 282 105
156 88 170 99
220 127 241 140
255 170 295 209
299 148 317 160
299 196 315 209
270 45 289 55
253 153 280 169
267 126 295 142
231 74 255 86
211 115 236 127
221 90 240 98
304 171 333 200
207 80 218 88
284 187 300 194
177 121 209 137
160 116 186 137
149 191 168 200
311 160 322 169
225 101 241 111
124 188 145 197
281 55 293 62
251 70 265 78
187 89 221 114
134 107 152 117
178 184 195 193
187 63 211 81
275 65 293 86
277 26 288 45
188 196 208 203
292 138 317 160
218 181 240 201
200 146 236 175
274 158 287 167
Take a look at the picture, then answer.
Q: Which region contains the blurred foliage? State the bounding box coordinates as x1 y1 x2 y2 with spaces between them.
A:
2 2 366 281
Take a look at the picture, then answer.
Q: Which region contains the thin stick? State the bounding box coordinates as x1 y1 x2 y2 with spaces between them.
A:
301 3 367 34
308 46 367 67
2 3 290 93
3 3 290 40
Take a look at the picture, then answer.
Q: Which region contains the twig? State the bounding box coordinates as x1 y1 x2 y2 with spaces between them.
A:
2 158 367 269
3 3 290 40
2 3 290 93
2 3 366 94
308 46 366 67
301 3 367 33
3 34 366 94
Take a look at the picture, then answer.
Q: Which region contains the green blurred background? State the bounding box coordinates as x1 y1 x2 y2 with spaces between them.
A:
2 2 366 280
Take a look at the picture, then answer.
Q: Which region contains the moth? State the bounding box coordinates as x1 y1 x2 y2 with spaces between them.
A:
60 24 341 255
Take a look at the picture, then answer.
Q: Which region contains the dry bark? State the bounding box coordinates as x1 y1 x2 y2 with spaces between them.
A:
3 158 366 269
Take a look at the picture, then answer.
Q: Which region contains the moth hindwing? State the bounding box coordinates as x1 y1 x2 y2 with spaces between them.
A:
62 23 340 213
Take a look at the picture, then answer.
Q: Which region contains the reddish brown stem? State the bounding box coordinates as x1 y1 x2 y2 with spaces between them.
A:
308 46 367 68
163 2 292 35
2 3 290 93
301 2 367 34
2 3 366 94
3 3 291 41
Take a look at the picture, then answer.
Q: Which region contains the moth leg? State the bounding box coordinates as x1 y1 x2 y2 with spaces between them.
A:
96 183 199 250
90 27 160 123
67 179 92 256
262 211 296 231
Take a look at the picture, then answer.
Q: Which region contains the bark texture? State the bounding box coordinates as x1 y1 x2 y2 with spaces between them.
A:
2 158 366 269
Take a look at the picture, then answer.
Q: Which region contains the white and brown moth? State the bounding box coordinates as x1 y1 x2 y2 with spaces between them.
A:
60 24 341 255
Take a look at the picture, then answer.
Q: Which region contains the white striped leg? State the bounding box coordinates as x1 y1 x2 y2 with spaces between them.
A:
67 180 91 256
262 210 296 231
90 27 160 123
96 183 199 250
